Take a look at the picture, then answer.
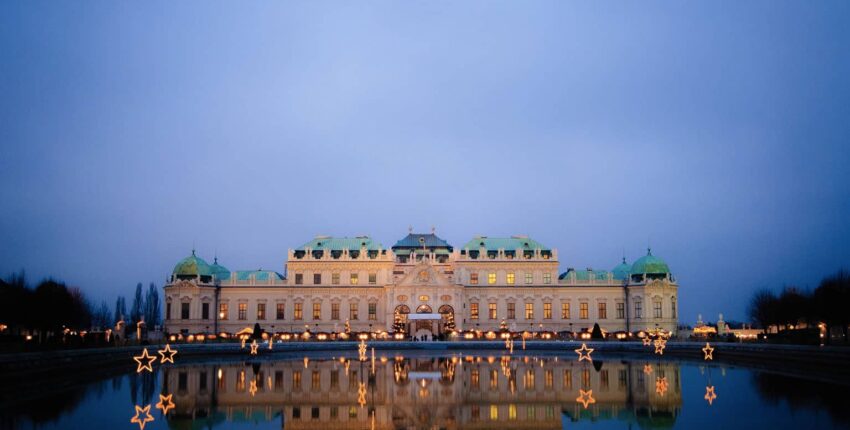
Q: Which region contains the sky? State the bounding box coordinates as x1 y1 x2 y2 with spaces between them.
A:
1 1 849 323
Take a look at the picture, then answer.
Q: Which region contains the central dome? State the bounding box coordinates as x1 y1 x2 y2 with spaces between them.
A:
630 249 670 275
173 251 213 277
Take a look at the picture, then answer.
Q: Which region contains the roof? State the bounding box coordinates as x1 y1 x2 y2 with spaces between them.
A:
461 235 550 252
209 257 230 279
296 236 382 251
172 251 213 276
559 268 611 281
392 233 453 250
630 249 671 274
233 270 285 281
612 258 632 280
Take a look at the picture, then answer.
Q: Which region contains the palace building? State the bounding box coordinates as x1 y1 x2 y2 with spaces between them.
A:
163 230 679 337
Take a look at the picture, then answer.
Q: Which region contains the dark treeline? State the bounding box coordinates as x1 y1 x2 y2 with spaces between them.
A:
747 269 850 343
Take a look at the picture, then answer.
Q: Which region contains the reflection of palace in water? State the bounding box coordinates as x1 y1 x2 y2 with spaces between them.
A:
162 355 682 429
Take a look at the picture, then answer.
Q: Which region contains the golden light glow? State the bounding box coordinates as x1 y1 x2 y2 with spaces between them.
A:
576 389 596 409
702 342 714 360
643 364 653 374
130 404 154 430
358 382 367 408
358 340 368 361
133 348 157 373
249 340 259 355
705 385 717 405
655 376 668 396
249 379 258 397
241 338 246 349
574 343 594 362
268 338 274 350
157 344 177 364
642 336 652 346
653 338 667 355
155 394 174 415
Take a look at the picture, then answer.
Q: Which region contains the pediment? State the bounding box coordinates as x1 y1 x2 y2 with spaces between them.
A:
396 260 453 287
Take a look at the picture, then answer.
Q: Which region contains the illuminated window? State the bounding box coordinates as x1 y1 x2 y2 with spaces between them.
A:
506 272 515 285
543 272 551 284
563 370 572 389
543 302 552 319
616 302 625 319
419 295 429 302
181 302 190 319
507 302 515 319
348 406 357 418
332 273 340 284
654 301 662 318
257 303 266 320
509 404 517 420
368 272 377 284
219 303 228 320
524 369 535 390
277 303 285 320
350 303 358 320
598 302 607 319
219 369 228 391
579 303 588 319
312 370 321 390
561 303 570 319
350 273 358 285
236 370 245 392
545 369 553 389
488 273 496 284
525 303 534 319
635 300 642 319
238 303 247 320
295 273 303 285
331 303 339 320
470 272 478 284
490 405 499 421
294 303 303 320
312 302 321 320
488 303 497 319
470 369 480 389
490 369 498 389
292 370 301 390
368 303 377 320
470 303 479 320
525 272 533 284
313 273 321 284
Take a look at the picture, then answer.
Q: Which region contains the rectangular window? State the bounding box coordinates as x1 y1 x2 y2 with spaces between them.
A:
635 301 643 319
506 272 515 285
257 303 266 320
470 303 479 320
368 303 377 320
525 303 534 320
616 302 625 319
313 273 321 284
368 273 376 284
202 303 209 320
524 369 535 390
525 272 533 284
332 273 340 284
470 369 480 389
219 303 228 320
579 303 588 319
654 301 662 318
166 303 171 320
350 303 358 320
490 405 498 421
543 272 552 284
330 370 339 389
672 298 677 318
275 371 283 390
507 302 516 319
292 370 301 390
311 407 319 420
490 369 498 389
470 272 478 284
561 303 570 319
350 273 358 285
238 303 247 320
313 303 321 320
181 302 190 320
598 302 607 319
488 303 497 320
545 369 553 389
277 303 285 320
312 370 320 390
331 303 340 320
543 302 552 319
294 303 303 320
488 273 496 285
295 273 303 285
563 370 572 389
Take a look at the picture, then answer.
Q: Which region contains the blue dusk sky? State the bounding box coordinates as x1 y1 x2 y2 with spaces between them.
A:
1 1 849 323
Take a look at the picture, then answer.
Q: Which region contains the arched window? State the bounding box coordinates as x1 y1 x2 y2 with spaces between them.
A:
416 304 433 314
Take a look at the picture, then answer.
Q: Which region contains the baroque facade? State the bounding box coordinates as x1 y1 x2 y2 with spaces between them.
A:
163 231 679 336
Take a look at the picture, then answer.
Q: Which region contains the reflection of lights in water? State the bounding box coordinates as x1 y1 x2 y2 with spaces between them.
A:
304 357 309 368
130 404 154 430
157 344 177 364
133 348 157 373
656 377 668 396
241 338 246 349
654 338 667 355
575 343 594 362
249 379 258 397
644 364 653 374
268 338 273 350
705 385 718 405
576 389 596 409
218 368 223 380
155 394 175 415
358 340 368 361
358 382 367 407
703 343 714 360
267 376 273 390
249 340 259 355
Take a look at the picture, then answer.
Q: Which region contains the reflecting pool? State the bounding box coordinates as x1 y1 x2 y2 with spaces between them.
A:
2 350 848 429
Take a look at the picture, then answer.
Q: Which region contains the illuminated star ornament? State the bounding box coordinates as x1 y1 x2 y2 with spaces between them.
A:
358 382 367 407
134 348 157 373
705 385 718 405
653 338 667 355
155 394 175 415
576 389 596 409
702 342 714 361
655 376 668 396
642 336 652 346
158 344 177 364
358 340 368 361
574 343 594 362
643 364 653 375
249 340 259 355
130 404 154 430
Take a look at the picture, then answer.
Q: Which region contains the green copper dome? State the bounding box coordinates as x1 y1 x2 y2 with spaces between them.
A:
630 249 670 274
173 251 213 276
612 258 632 280
209 257 230 280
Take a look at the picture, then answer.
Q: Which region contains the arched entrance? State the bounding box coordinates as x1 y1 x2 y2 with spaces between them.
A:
414 305 434 338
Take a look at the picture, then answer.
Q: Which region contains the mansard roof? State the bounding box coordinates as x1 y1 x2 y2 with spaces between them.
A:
461 235 550 252
559 268 611 281
233 270 285 281
297 235 382 251
392 233 453 250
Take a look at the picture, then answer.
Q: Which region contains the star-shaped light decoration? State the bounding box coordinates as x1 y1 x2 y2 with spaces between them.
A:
576 389 596 409
358 340 368 362
643 364 653 375
158 344 177 364
249 379 258 397
642 336 652 346
358 382 367 408
249 340 259 356
702 342 714 361
574 343 594 362
134 348 157 373
704 385 717 405
130 404 154 430
155 394 175 415
655 376 668 396
653 338 667 355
